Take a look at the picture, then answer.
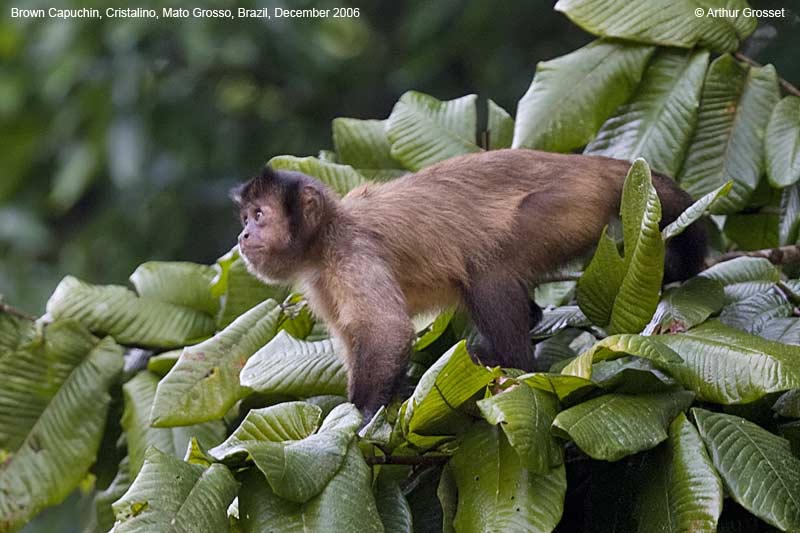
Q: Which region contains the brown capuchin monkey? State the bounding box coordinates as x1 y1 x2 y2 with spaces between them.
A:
231 149 706 420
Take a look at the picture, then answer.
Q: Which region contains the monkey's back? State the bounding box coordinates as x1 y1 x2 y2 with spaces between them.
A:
340 149 635 311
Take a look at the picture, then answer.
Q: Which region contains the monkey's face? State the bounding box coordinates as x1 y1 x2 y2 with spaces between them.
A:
237 196 299 282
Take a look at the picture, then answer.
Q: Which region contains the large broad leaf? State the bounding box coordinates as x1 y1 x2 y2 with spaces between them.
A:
644 277 726 335
486 99 514 150
634 413 723 532
46 276 215 348
374 474 414 533
578 159 664 334
521 373 596 403
477 383 563 473
403 341 499 442
774 389 800 418
555 0 756 52
211 247 289 328
679 55 779 214
661 182 732 240
512 40 653 153
129 261 219 316
780 183 800 246
0 309 35 353
150 299 281 427
530 306 590 339
385 91 481 171
766 96 800 188
561 333 684 380
699 256 780 303
585 48 708 177
693 408 800 531
121 371 226 478
718 287 793 336
237 441 384 532
209 402 359 503
0 322 123 531
91 456 132 533
552 390 694 461
111 448 238 533
331 118 405 180
450 422 566 533
268 155 367 196
240 330 348 397
759 318 800 346
658 321 800 404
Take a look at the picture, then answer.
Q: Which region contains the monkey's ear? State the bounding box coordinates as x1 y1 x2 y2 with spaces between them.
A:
229 183 246 207
301 184 326 229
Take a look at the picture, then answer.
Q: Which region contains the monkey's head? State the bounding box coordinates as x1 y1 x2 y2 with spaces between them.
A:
231 167 333 282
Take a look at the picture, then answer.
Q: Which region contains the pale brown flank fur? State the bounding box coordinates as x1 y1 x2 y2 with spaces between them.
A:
232 148 706 420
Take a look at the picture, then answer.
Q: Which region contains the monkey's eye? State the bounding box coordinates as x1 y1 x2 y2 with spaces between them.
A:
254 208 263 221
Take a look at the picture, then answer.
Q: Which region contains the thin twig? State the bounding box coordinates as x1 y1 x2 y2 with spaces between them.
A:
366 454 450 466
0 303 36 322
734 52 800 97
707 245 800 267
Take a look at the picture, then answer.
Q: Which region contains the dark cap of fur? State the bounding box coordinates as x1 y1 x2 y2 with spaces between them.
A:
229 166 281 207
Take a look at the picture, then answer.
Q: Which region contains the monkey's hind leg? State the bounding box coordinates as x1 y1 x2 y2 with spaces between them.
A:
462 273 536 372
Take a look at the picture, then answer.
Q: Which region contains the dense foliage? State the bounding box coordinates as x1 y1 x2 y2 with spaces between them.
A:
3 1 800 532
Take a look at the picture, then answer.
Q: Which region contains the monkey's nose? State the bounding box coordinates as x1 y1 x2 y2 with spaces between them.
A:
238 231 249 244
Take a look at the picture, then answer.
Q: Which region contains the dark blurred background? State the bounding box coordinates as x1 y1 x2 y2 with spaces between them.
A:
2 0 798 315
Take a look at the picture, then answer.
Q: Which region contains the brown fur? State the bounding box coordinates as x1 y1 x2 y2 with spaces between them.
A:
233 149 706 419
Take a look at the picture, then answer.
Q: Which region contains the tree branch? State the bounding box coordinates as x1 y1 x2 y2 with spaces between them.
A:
366 454 450 466
734 52 800 98
0 303 36 322
708 245 800 267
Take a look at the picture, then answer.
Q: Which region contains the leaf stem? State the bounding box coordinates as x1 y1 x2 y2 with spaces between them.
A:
0 303 36 321
734 52 800 98
707 245 800 267
366 454 450 466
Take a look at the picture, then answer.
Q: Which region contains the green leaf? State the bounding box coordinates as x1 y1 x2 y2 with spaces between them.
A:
577 228 625 327
512 40 653 152
386 91 481 171
554 0 756 52
679 55 780 214
240 330 348 397
121 371 226 478
210 402 359 503
658 321 800 404
766 96 800 187
662 182 732 240
403 341 499 441
332 117 403 174
375 475 414 533
486 99 514 150
450 422 566 533
111 448 238 533
521 372 596 403
774 389 800 418
724 211 779 251
150 299 281 427
759 318 800 345
780 183 800 246
644 277 726 334
561 333 684 379
634 413 723 532
237 441 384 532
530 305 590 339
146 349 181 377
578 160 664 333
91 456 132 533
586 48 709 177
129 261 219 316
699 256 780 303
719 287 793 335
552 390 694 461
269 155 367 195
414 308 455 351
211 247 289 328
0 322 123 530
693 408 800 531
477 383 563 473
46 276 216 348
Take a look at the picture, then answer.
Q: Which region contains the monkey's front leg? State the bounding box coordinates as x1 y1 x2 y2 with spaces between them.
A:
341 320 414 424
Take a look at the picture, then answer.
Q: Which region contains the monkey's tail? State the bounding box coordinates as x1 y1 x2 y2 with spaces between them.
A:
651 172 708 283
